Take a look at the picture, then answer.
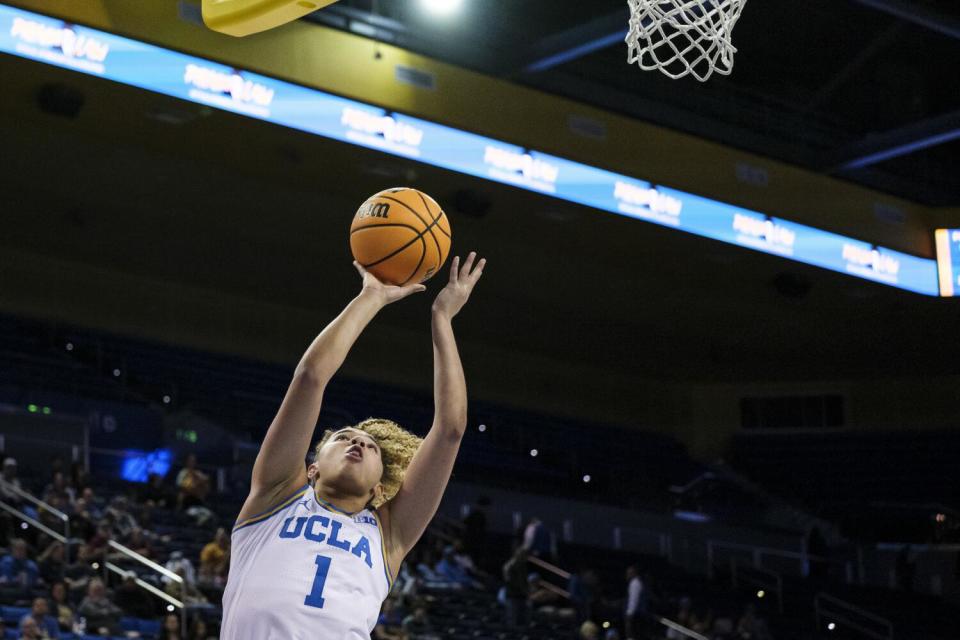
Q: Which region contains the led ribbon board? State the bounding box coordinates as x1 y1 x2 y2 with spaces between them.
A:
0 4 941 296
935 229 960 297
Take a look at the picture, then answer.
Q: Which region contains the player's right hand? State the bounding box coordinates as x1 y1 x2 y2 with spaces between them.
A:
353 261 426 305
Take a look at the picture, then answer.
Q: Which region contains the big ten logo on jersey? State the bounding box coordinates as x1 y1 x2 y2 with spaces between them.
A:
354 514 377 526
357 202 390 220
279 515 374 568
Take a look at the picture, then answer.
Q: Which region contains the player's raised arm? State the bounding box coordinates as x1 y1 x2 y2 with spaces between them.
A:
238 264 426 521
384 252 486 556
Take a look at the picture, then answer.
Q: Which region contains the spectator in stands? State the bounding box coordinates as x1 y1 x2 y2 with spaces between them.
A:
69 499 95 542
48 582 75 632
77 577 124 636
188 616 214 640
43 473 75 507
0 619 5 639
176 454 210 510
21 597 59 639
87 522 112 560
413 551 458 590
159 613 183 640
435 545 478 589
373 597 404 640
79 488 101 520
623 565 647 640
63 545 97 598
198 528 230 587
1 458 23 507
390 560 419 604
37 542 65 585
164 551 197 588
123 527 154 560
1 539 41 588
115 571 154 619
522 517 554 560
165 566 209 606
449 539 477 576
140 473 172 509
401 604 438 640
105 496 138 538
568 565 598 623
17 615 41 640
38 495 69 535
502 546 529 628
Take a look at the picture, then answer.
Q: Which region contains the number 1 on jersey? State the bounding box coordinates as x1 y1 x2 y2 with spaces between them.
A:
304 555 331 608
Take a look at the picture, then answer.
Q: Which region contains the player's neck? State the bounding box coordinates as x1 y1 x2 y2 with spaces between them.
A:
312 483 369 514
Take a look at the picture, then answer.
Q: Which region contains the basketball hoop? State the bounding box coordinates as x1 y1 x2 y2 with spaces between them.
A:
625 0 747 82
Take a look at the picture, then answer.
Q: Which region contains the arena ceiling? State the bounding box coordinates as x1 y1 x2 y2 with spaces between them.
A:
1 1 959 401
306 0 960 206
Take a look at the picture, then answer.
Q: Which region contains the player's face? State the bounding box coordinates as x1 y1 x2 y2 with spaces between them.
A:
311 429 384 501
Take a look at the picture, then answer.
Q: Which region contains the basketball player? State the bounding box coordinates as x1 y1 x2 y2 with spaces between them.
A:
221 252 486 639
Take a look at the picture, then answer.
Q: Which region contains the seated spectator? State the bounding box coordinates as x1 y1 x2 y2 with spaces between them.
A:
176 455 210 510
401 605 439 640
86 522 112 559
139 473 172 508
1 538 41 588
666 597 693 640
18 615 41 640
37 542 66 585
390 560 419 604
502 547 529 628
42 473 75 507
63 545 97 598
0 619 5 638
1 457 22 507
159 613 183 640
38 495 69 534
21 598 59 639
77 578 124 636
123 526 155 559
198 528 229 587
104 496 138 538
164 567 209 606
435 546 478 588
48 582 75 632
79 488 101 520
69 499 95 542
188 615 214 640
115 572 155 619
164 551 197 587
373 597 404 640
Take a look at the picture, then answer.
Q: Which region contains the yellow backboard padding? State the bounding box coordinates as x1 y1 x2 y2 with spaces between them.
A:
202 0 340 37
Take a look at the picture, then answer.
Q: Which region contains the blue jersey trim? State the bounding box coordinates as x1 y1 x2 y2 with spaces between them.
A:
314 494 359 516
233 483 311 532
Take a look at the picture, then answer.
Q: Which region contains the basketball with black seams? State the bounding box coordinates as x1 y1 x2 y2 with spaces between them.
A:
350 187 452 286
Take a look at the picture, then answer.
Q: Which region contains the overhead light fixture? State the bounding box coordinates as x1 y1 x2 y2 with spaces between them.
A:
418 0 463 17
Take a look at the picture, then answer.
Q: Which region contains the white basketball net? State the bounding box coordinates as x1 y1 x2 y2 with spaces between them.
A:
626 0 746 82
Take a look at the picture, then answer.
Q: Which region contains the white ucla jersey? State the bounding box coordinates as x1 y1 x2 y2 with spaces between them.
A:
221 484 394 640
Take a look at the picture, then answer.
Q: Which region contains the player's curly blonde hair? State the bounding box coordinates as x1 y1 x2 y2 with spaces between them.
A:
314 418 422 508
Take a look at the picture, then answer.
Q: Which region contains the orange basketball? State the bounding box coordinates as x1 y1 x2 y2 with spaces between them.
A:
350 187 452 286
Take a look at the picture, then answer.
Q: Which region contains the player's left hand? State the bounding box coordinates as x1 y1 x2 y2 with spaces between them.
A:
432 252 486 321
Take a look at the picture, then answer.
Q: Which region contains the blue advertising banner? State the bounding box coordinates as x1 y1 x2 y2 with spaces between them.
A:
935 229 960 297
0 4 941 295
